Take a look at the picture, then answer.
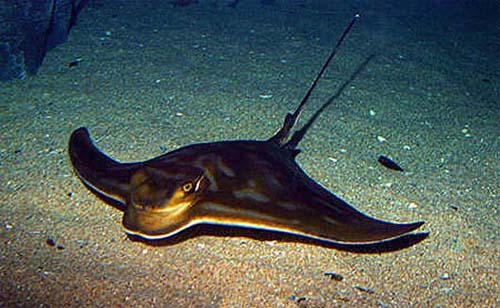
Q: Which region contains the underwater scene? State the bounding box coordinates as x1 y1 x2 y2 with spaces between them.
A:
0 0 498 307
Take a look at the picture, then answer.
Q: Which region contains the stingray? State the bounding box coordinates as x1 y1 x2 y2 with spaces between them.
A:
68 15 424 245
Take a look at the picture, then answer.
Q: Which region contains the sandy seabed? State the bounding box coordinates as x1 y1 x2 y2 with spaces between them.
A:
1 1 498 307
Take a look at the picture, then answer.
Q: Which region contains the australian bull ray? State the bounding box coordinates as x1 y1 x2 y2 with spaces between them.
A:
68 15 424 244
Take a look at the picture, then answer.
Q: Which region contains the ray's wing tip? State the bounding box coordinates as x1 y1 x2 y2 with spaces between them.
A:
410 220 425 228
354 220 426 245
69 127 89 146
401 220 425 233
70 126 90 140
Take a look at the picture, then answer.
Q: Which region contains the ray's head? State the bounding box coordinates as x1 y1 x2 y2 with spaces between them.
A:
123 165 207 239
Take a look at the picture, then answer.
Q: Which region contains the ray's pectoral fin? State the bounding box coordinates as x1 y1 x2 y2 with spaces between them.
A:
306 190 425 243
320 201 425 243
349 216 424 243
68 127 139 207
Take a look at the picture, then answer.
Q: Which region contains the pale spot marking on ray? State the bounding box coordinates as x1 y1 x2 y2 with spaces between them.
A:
234 188 270 203
265 174 284 190
277 201 300 211
193 155 219 191
216 156 236 177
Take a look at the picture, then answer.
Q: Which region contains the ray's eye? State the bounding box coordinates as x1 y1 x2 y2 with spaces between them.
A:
181 182 193 193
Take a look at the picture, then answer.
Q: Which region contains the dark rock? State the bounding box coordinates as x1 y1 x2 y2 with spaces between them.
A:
0 0 89 81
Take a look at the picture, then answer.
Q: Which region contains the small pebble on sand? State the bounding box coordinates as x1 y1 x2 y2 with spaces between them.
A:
408 202 418 209
259 93 273 99
328 157 338 163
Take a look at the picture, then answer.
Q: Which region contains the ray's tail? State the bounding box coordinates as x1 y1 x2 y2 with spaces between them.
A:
268 13 360 146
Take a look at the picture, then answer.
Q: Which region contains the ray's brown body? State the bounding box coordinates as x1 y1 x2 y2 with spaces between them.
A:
68 15 424 244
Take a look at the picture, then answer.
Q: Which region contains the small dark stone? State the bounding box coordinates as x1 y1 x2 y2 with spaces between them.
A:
354 285 375 294
76 240 88 248
47 236 65 250
378 155 404 171
68 60 80 67
46 237 56 247
324 272 344 281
